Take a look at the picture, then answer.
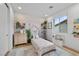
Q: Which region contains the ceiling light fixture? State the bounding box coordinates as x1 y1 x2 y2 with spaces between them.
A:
49 6 53 9
45 14 48 17
18 7 22 10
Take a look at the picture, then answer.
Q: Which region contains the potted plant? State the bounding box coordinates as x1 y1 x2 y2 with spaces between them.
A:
72 32 77 34
72 31 79 37
26 29 33 43
72 32 77 36
76 32 79 38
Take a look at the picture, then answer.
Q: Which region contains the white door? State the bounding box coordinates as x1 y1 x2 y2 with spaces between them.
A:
0 4 10 55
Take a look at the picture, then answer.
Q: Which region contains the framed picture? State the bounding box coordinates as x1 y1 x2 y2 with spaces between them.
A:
48 22 52 29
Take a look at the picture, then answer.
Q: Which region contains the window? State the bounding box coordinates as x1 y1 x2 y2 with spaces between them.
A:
60 16 67 22
54 17 60 25
54 16 67 25
53 16 68 33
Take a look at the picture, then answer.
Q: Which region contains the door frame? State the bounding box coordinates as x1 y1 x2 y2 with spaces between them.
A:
4 3 14 48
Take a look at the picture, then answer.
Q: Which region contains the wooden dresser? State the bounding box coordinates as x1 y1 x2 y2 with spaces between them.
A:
14 32 27 45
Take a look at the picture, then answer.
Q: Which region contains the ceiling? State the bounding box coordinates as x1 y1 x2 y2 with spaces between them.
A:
11 3 73 19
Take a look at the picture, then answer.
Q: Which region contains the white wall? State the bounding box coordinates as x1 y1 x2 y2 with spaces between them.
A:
65 4 79 51
8 4 14 50
59 4 79 51
46 9 68 41
0 4 9 55
47 4 79 51
14 13 45 31
0 4 14 55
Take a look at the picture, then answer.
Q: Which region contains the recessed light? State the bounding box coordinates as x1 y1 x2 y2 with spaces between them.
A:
49 6 53 9
45 14 48 17
18 7 22 10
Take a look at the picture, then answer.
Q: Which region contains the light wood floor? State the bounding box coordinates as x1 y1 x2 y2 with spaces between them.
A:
63 46 79 56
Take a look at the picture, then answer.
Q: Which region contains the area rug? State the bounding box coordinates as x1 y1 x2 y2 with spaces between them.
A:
7 45 73 56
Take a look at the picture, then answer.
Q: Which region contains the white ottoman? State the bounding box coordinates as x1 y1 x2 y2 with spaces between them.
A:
31 38 55 56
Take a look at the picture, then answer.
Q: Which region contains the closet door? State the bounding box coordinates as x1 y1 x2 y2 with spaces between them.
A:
0 4 10 55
